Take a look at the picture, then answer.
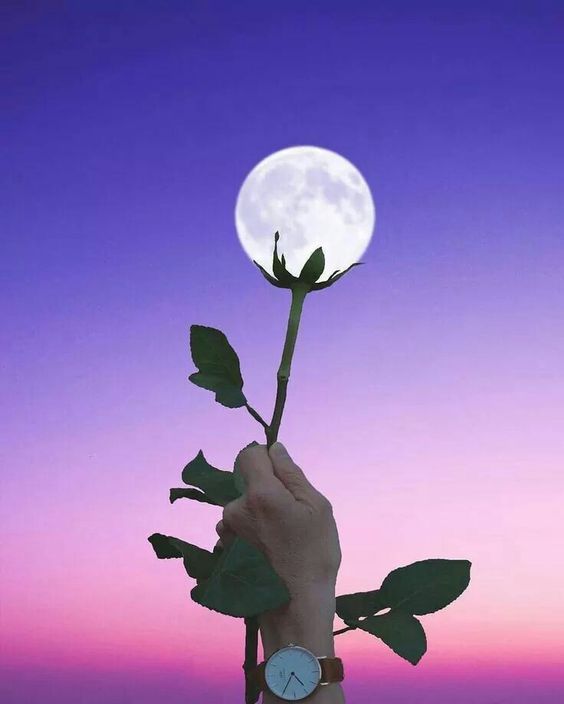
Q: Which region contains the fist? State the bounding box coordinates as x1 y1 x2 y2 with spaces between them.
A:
218 442 342 598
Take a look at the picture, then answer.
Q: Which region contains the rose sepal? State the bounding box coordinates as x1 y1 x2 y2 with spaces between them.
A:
253 231 364 292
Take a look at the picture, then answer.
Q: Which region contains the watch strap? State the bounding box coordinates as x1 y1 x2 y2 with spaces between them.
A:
319 656 345 683
248 656 344 692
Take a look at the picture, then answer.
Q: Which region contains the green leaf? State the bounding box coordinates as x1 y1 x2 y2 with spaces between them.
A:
169 487 223 506
379 559 471 615
148 533 217 581
189 374 246 408
253 260 288 288
299 246 325 284
191 536 291 618
149 532 183 559
336 589 387 622
181 450 243 507
336 558 471 625
189 325 247 408
356 611 427 665
310 262 364 291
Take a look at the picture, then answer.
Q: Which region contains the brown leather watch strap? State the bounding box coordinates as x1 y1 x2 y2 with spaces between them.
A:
319 656 344 683
248 656 344 693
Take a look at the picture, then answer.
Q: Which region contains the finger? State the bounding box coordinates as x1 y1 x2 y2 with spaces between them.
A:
222 494 246 532
216 517 237 549
269 441 316 502
234 443 278 491
215 518 236 536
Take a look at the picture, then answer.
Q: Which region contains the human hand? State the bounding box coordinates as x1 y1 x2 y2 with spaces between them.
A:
218 441 342 599
219 442 344 699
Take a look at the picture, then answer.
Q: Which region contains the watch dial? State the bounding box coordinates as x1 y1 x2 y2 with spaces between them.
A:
264 646 322 701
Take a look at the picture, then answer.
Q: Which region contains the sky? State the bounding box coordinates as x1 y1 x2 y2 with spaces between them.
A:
1 1 564 702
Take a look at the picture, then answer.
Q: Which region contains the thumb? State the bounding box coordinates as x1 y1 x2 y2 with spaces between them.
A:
269 442 313 501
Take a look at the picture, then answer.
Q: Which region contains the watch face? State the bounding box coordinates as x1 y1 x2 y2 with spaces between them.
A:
264 646 322 701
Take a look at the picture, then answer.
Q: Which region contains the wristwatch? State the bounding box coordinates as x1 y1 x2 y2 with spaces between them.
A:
248 643 344 701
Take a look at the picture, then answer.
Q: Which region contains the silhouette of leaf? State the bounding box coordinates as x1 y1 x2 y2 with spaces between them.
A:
189 325 246 408
181 450 242 507
356 610 427 665
191 536 291 618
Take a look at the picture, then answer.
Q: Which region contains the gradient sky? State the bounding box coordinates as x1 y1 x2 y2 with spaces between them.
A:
2 2 564 702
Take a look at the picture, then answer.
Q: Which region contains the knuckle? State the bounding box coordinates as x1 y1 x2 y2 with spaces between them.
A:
234 450 249 473
222 501 240 527
235 444 268 477
237 443 265 463
246 488 275 512
317 494 333 514
291 463 306 480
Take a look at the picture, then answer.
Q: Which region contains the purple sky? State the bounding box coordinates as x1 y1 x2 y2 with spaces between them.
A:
2 2 564 703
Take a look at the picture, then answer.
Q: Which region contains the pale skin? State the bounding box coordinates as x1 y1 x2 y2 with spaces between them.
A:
218 441 346 704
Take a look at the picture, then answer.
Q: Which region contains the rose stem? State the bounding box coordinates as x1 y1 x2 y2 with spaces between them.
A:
243 281 310 704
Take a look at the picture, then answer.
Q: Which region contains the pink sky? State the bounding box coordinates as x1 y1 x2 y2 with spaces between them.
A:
2 2 564 702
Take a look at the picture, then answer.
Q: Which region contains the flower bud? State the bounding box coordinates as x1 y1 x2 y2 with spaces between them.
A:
253 231 364 292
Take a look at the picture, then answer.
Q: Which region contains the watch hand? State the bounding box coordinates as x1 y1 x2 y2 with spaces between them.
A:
293 674 305 687
282 675 292 695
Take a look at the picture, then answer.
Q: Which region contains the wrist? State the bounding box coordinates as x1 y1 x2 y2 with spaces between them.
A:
259 584 336 660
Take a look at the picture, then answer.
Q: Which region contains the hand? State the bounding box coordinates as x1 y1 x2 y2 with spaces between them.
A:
218 441 342 599
218 442 345 702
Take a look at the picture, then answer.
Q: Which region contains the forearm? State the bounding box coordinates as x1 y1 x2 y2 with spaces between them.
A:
259 585 345 704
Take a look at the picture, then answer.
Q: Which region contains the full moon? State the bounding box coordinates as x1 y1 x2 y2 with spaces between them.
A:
235 145 375 281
